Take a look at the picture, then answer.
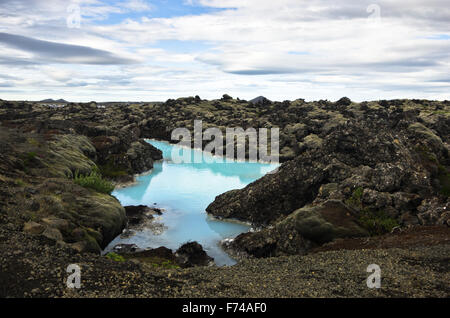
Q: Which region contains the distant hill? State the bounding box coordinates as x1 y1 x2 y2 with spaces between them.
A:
249 96 271 104
40 98 68 103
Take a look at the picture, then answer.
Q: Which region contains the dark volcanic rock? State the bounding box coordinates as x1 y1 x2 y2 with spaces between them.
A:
207 120 412 225
335 97 352 107
91 135 162 177
0 97 449 262
207 116 448 226
230 200 367 257
175 242 214 268
205 100 449 257
124 205 158 225
249 96 271 105
206 151 328 224
121 243 213 268
126 139 162 173
124 205 151 216
131 246 175 260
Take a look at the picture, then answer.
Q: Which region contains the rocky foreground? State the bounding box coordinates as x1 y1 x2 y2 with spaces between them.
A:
1 214 448 297
0 97 449 297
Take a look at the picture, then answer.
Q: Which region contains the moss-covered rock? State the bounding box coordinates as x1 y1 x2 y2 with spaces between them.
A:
231 200 367 257
283 200 368 243
2 97 450 262
45 135 97 178
27 178 125 251
66 192 126 248
408 123 447 159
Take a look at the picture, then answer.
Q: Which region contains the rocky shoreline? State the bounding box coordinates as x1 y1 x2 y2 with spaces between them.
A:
1 215 448 297
0 97 448 297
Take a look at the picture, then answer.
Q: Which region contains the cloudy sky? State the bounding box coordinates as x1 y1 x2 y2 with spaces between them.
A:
0 0 449 102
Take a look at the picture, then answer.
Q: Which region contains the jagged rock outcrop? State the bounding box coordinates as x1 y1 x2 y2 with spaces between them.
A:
175 242 214 268
0 101 163 180
0 127 126 254
0 97 448 259
124 205 162 226
229 200 368 257
126 139 162 173
206 99 449 257
114 241 214 268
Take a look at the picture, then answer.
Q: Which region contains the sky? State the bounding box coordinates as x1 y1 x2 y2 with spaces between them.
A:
0 0 449 102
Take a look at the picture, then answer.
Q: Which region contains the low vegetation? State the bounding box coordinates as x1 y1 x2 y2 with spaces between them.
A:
73 170 115 194
14 179 25 187
20 151 37 167
105 252 125 262
345 187 364 208
345 187 399 235
358 209 399 236
99 162 128 179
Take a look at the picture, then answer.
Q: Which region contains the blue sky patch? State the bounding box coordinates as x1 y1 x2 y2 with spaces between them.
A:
426 34 450 40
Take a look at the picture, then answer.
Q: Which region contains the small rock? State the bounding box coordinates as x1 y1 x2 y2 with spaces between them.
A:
23 221 45 235
69 241 87 253
175 242 214 268
71 228 86 241
30 200 40 212
41 217 70 232
69 239 101 254
42 227 63 241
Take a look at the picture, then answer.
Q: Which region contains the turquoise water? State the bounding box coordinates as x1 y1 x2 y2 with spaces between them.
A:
104 140 279 266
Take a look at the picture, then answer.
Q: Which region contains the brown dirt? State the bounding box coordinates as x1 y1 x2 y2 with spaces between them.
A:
311 225 450 253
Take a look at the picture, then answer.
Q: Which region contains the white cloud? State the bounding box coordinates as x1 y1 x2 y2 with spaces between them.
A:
0 0 449 101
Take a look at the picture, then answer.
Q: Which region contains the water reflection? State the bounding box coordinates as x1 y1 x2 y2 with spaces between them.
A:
105 140 278 266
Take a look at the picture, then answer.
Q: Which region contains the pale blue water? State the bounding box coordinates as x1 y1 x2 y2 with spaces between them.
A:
104 140 279 266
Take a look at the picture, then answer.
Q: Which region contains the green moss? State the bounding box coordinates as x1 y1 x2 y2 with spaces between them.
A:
20 151 37 167
345 187 364 208
432 110 450 116
154 260 180 269
105 252 125 262
344 187 398 235
409 123 444 153
84 232 102 252
27 137 40 147
99 162 128 178
358 209 399 236
354 187 364 198
26 151 37 159
14 178 25 187
85 228 102 243
46 135 97 178
415 145 438 164
303 134 323 148
73 170 115 194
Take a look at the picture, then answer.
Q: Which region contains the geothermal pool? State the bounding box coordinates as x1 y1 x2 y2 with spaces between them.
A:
104 140 278 266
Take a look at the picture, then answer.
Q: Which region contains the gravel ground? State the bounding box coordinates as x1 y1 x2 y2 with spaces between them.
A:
1 218 448 298
164 245 450 298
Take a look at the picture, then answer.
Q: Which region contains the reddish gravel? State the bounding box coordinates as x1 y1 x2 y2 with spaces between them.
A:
311 225 450 253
